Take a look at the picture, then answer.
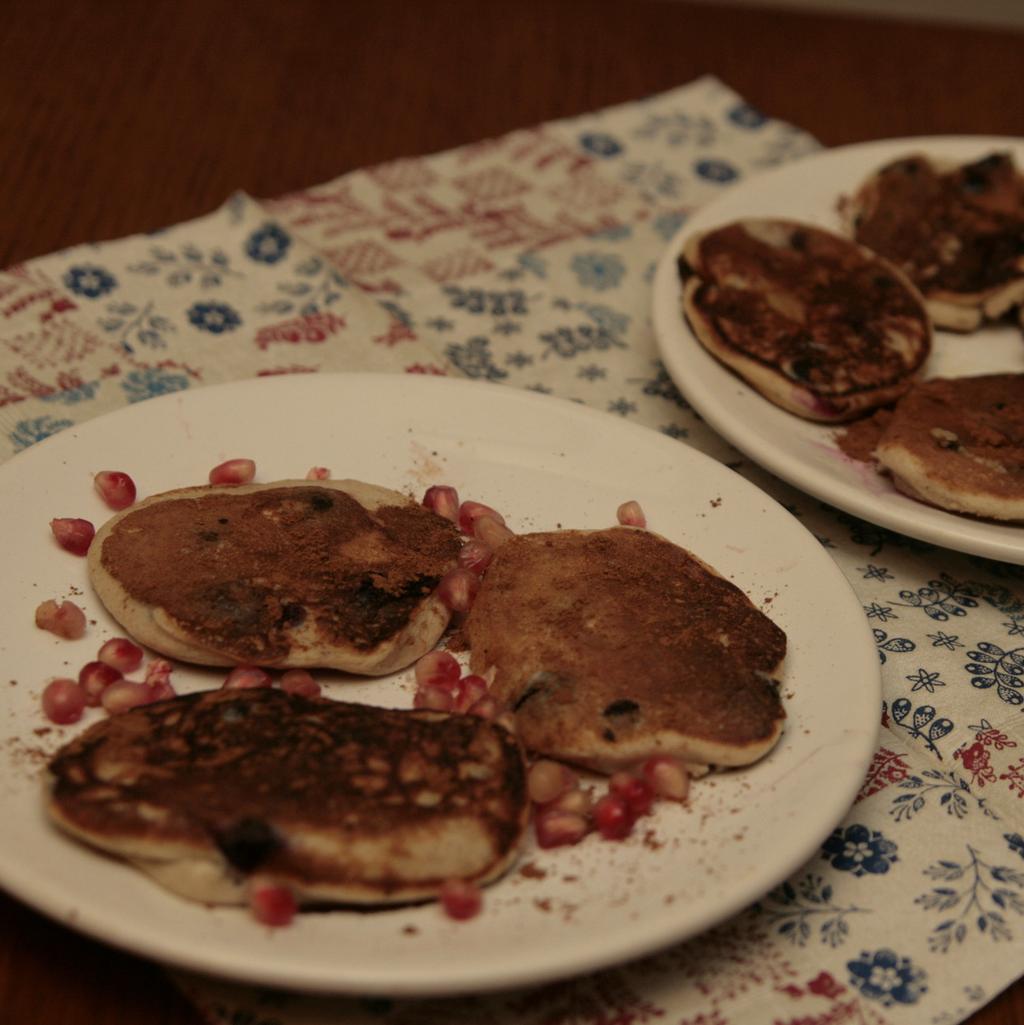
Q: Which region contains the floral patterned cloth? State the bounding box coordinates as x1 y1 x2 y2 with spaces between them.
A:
4 76 1023 1025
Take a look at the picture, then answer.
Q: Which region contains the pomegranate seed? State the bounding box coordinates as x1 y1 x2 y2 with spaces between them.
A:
548 786 593 817
594 793 635 841
534 807 590 849
280 669 321 698
528 760 578 805
616 500 647 528
642 755 690 802
147 680 176 703
94 470 137 510
101 679 154 714
98 637 144 673
78 661 122 706
453 674 488 712
422 485 460 523
305 466 330 480
437 568 480 613
467 695 501 719
473 515 514 547
457 540 494 575
610 772 655 818
414 650 461 690
42 679 87 724
209 458 256 486
50 518 95 556
35 599 87 640
143 659 175 700
413 684 455 712
249 882 296 927
223 665 272 689
439 878 482 921
458 501 505 537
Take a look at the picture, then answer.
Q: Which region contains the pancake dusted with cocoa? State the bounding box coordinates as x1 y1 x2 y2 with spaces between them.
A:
680 219 931 422
46 688 529 906
463 528 786 773
843 152 1024 331
873 374 1024 522
88 480 461 673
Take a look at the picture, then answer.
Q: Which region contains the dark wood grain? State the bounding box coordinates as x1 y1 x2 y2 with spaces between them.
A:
1 1 1022 1023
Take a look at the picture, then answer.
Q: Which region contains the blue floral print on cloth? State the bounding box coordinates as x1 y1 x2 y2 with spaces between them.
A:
3 75 1023 1025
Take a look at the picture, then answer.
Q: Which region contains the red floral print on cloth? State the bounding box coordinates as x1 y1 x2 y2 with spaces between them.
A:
254 312 347 350
1001 757 1024 798
954 743 997 788
855 748 911 803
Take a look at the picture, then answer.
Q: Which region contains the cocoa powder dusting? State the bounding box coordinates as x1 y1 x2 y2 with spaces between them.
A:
100 486 461 662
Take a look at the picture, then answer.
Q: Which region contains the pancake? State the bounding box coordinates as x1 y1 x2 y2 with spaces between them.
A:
88 479 462 673
843 152 1024 331
680 218 931 422
872 374 1024 522
463 527 786 773
46 688 529 906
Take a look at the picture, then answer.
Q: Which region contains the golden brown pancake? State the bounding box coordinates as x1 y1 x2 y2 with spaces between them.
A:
46 688 529 906
843 152 1024 331
463 527 786 773
88 480 462 673
872 374 1024 521
680 219 931 422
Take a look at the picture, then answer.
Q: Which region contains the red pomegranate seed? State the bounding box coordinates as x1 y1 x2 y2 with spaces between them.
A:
249 882 296 927
94 470 137 510
50 517 95 556
101 679 154 714
616 500 647 528
548 786 593 818
473 515 514 547
458 500 505 537
35 599 87 640
535 807 590 849
528 760 578 805
280 669 321 698
422 485 460 523
594 793 635 841
414 650 461 690
437 568 480 613
453 674 488 712
305 466 330 481
98 637 144 673
143 660 175 701
223 665 272 689
642 755 690 802
79 661 122 706
439 878 482 921
457 540 494 575
610 772 655 818
209 458 256 486
413 684 455 712
42 679 87 724
147 679 177 702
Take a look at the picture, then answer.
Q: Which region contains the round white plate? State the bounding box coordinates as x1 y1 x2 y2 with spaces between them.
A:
0 373 879 996
653 136 1024 566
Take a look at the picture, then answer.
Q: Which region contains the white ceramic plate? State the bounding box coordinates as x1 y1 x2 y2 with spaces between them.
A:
652 136 1024 566
0 373 879 996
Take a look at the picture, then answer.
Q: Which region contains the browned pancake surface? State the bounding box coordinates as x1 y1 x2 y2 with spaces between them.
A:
48 689 528 900
682 219 930 419
876 374 1024 506
849 153 1024 304
464 528 786 770
99 485 461 664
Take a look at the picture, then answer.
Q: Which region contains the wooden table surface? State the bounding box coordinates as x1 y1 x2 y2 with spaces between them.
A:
2 1 1022 1022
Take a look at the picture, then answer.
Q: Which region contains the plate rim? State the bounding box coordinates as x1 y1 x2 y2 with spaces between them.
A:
652 134 1024 566
0 372 882 995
